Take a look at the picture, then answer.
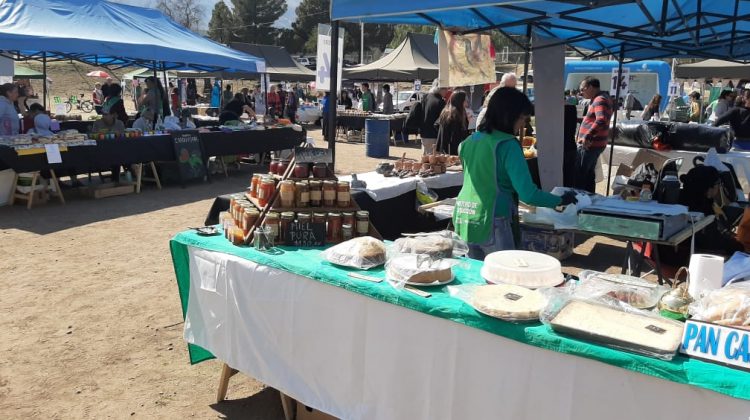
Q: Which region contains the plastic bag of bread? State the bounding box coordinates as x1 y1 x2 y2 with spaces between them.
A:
576 270 669 310
448 284 547 322
323 236 387 270
688 284 750 327
539 289 684 360
385 253 458 288
392 230 469 258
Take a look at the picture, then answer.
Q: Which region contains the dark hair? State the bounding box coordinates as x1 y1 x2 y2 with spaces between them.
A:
29 103 45 113
438 90 468 129
648 94 662 109
0 83 17 97
362 83 369 89
383 84 390 92
233 92 243 101
689 91 700 100
109 83 122 97
225 84 232 90
478 87 532 134
581 77 600 89
679 165 720 214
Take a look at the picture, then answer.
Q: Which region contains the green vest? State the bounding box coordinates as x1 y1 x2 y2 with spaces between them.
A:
453 131 517 243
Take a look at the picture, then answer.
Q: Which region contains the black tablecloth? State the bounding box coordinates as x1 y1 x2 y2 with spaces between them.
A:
0 128 304 174
0 135 174 173
59 120 94 133
205 185 462 240
337 115 407 134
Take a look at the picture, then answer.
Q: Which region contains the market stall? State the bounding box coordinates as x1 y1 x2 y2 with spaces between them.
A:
335 111 407 142
170 231 750 419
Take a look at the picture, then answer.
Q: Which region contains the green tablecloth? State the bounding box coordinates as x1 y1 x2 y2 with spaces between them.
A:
170 229 750 401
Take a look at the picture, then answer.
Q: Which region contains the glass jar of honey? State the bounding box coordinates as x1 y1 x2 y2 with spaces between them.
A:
327 212 342 243
279 180 295 208
250 174 262 198
295 182 310 208
313 163 328 178
297 212 312 225
322 181 336 207
243 207 260 233
264 212 280 244
342 212 355 228
312 212 327 225
277 159 291 176
342 224 353 242
337 181 351 208
356 210 370 236
309 181 322 207
280 212 295 245
293 162 310 178
230 225 245 246
258 177 275 208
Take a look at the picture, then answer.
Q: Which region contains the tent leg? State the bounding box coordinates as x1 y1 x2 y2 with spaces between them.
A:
328 21 340 171
606 47 625 197
42 52 47 109
522 25 531 95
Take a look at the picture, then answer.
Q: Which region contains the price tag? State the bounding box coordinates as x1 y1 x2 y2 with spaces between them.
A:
414 79 421 91
668 80 680 97
610 67 630 96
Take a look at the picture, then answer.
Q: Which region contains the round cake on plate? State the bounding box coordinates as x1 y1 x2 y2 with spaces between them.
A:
480 250 563 288
471 284 545 321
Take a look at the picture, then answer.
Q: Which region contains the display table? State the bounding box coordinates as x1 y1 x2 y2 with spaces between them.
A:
170 231 750 419
338 171 463 201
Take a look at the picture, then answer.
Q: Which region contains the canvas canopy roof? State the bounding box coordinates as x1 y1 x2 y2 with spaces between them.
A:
344 33 438 81
0 0 265 73
226 43 314 82
675 59 750 80
330 0 750 62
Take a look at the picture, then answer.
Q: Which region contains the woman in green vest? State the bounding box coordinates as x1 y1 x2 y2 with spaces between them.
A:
453 88 578 260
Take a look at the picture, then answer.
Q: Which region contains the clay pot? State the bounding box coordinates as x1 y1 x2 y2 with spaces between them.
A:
421 155 430 163
394 161 404 171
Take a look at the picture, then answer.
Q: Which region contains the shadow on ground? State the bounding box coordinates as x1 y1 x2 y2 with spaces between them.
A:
0 166 259 235
211 387 285 420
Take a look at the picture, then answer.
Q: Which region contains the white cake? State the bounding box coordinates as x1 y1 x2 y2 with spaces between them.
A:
480 250 563 288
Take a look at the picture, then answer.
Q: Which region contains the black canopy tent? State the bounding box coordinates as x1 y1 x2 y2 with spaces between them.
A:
326 1 750 189
675 59 750 80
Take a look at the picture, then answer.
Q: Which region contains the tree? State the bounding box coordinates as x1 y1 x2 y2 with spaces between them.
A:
207 1 234 44
291 0 330 53
230 0 287 45
388 25 435 49
154 0 203 31
277 28 304 54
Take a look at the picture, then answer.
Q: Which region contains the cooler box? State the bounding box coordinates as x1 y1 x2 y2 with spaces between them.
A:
578 208 688 241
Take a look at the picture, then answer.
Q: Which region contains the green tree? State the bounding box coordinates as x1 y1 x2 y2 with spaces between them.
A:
277 28 304 54
230 0 287 45
388 25 435 49
207 1 234 44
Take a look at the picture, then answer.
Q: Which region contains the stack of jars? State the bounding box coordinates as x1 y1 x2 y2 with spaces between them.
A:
268 159 331 179
259 209 371 246
221 193 261 245
249 175 352 209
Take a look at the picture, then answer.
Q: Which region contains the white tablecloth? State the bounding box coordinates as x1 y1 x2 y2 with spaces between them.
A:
339 171 463 201
605 145 750 191
183 247 750 420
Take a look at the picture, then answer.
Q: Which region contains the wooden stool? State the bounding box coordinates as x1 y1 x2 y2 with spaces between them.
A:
134 162 162 194
9 170 64 209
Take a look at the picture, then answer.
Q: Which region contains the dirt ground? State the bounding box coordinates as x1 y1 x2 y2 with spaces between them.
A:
1 71 633 418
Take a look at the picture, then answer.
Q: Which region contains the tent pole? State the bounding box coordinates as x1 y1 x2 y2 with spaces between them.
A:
360 22 365 64
42 52 47 109
606 47 625 197
522 25 531 95
161 62 169 115
328 21 340 171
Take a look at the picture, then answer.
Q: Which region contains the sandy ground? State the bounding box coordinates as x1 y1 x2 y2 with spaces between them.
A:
0 114 633 417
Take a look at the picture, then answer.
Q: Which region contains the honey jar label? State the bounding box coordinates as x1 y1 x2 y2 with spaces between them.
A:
357 220 369 233
300 192 310 202
338 192 350 202
310 190 322 200
323 190 336 200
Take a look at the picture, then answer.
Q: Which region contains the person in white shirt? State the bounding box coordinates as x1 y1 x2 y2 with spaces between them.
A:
709 90 736 123
476 73 517 127
132 110 154 132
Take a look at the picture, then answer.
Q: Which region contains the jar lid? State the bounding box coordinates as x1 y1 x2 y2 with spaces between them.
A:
281 211 296 218
309 180 321 186
266 212 280 219
342 212 354 216
280 180 294 185
323 180 336 185
328 212 341 217
313 212 327 217
295 182 308 187
342 224 353 229
356 210 369 217
337 181 350 187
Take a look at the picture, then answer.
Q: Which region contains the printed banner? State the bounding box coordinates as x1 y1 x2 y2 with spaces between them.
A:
439 31 496 87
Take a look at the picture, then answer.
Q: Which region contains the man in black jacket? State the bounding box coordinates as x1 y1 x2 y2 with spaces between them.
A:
420 84 447 154
714 100 750 139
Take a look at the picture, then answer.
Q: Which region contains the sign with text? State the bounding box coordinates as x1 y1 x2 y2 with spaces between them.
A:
413 79 421 92
680 320 750 371
610 67 630 96
284 222 326 247
316 24 344 92
295 146 332 164
171 130 205 182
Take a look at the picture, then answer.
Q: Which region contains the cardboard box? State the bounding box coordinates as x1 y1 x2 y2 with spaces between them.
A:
295 400 338 420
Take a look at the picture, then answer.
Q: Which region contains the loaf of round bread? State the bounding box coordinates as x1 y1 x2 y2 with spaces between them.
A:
386 255 454 285
324 236 386 269
471 284 545 321
393 235 454 258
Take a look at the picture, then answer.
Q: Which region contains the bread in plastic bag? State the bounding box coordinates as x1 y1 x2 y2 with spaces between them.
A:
393 230 469 258
540 289 684 360
448 284 547 322
385 253 458 288
323 236 386 270
688 283 750 327
576 270 669 310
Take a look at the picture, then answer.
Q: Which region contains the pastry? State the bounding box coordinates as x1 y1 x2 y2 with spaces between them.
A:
550 300 683 357
393 235 454 258
690 288 750 326
324 236 386 269
386 255 453 285
481 250 563 288
471 284 544 321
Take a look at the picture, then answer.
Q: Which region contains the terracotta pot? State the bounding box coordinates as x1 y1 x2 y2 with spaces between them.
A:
421 155 430 163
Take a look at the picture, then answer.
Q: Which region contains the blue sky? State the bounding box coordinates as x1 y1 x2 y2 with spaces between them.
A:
115 0 301 29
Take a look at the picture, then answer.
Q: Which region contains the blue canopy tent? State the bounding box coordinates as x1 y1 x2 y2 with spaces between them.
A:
0 0 265 107
327 0 750 188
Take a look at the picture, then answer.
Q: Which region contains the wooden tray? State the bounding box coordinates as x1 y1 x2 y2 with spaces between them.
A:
244 194 360 213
